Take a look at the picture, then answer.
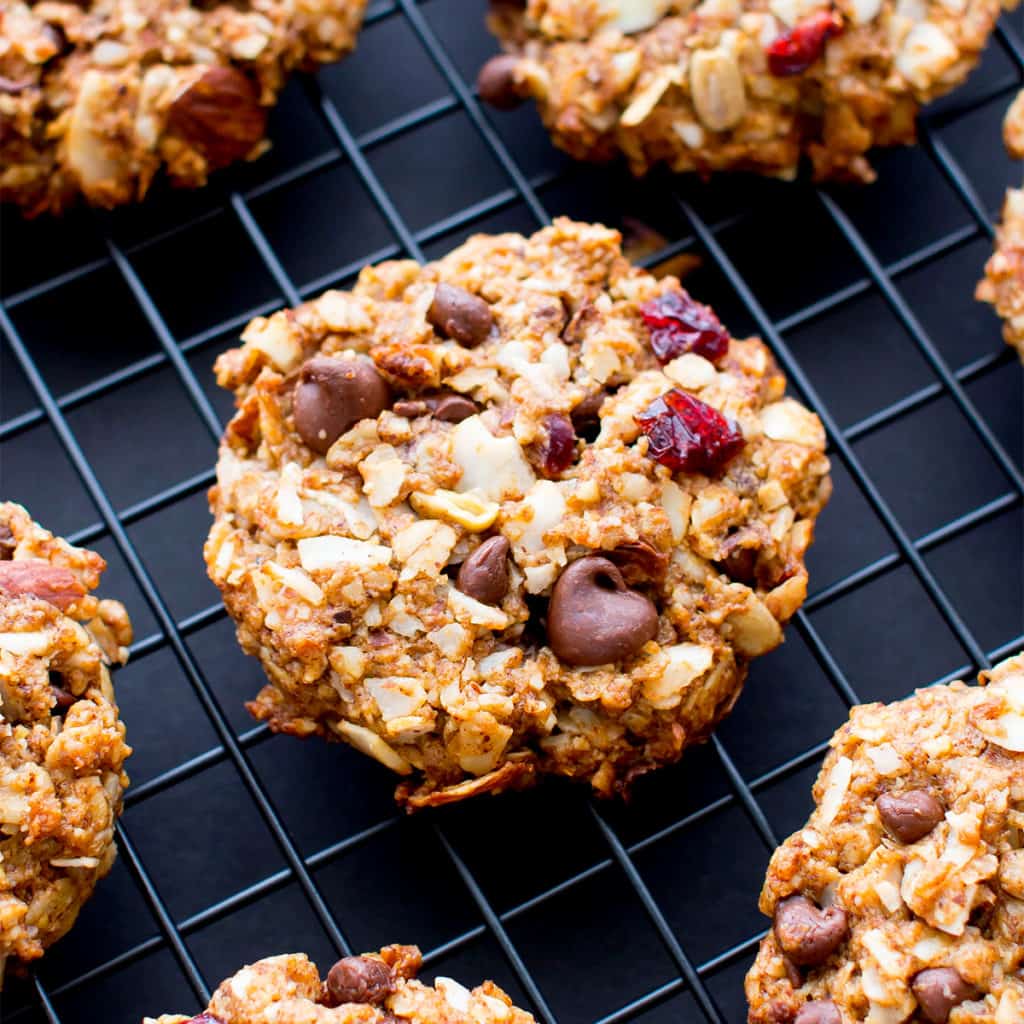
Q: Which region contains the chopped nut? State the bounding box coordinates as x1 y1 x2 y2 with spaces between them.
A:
410 489 499 532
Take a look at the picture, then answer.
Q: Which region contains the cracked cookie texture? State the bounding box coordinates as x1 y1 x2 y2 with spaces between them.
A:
976 89 1024 363
205 218 831 809
745 653 1024 1024
0 502 132 978
479 0 1014 182
0 0 366 215
146 945 536 1024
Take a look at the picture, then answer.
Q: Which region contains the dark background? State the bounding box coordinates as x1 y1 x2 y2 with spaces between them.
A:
1 1 1022 1020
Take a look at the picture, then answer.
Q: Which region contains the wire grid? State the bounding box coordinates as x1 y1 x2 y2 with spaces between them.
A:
0 0 1022 1018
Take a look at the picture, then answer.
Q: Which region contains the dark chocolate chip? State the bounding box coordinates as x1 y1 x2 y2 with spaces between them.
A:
429 394 478 422
476 54 525 110
546 556 658 666
772 895 848 967
876 790 944 844
456 536 510 606
794 1001 841 1024
293 356 390 454
49 672 76 712
426 284 494 347
326 955 395 1006
911 968 973 1024
0 523 14 560
607 541 669 585
570 390 606 438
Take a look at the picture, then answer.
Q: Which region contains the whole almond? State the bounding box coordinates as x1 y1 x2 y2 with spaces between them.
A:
690 48 746 132
166 66 266 169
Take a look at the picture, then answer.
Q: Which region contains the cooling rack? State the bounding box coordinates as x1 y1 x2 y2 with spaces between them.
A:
1 1 1023 1020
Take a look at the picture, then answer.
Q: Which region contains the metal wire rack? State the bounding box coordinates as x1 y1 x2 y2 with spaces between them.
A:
1 1 1022 1019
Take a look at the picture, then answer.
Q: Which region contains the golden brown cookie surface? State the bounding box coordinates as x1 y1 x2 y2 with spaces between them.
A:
745 653 1024 1024
0 501 132 977
479 0 1012 182
146 945 536 1024
0 0 366 215
205 218 831 808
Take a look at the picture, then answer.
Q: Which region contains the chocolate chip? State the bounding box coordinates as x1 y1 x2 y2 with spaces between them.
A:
773 895 848 967
426 284 494 347
293 356 390 454
570 390 606 439
476 55 525 110
607 541 669 585
0 523 14 560
876 790 944 844
794 1001 840 1024
911 968 973 1024
49 673 76 712
547 556 659 666
429 394 478 422
326 955 395 1006
456 536 510 606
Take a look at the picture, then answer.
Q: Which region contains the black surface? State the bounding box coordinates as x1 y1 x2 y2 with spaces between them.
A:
1 1 1023 1021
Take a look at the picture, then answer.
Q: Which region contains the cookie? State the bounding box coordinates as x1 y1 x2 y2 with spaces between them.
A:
0 0 366 216
976 91 1024 363
478 0 1010 183
0 502 132 977
146 944 536 1024
205 218 831 809
744 653 1024 1024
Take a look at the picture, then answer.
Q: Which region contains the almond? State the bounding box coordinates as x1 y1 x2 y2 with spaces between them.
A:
166 66 266 169
0 561 86 610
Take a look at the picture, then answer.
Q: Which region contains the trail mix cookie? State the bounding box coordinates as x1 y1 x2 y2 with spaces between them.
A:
976 90 1024 363
146 944 536 1024
0 0 366 215
478 0 1011 183
745 653 1024 1024
0 502 132 978
205 218 831 809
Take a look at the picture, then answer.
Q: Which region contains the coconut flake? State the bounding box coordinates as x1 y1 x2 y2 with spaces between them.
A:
818 756 853 826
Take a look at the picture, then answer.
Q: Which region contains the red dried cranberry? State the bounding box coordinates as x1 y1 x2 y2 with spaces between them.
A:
538 413 576 476
186 1016 225 1024
639 290 730 365
635 389 744 474
765 10 843 76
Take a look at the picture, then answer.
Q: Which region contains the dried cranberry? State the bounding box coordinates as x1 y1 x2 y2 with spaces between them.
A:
765 10 843 76
635 389 744 475
186 1016 225 1024
538 413 576 476
639 291 730 365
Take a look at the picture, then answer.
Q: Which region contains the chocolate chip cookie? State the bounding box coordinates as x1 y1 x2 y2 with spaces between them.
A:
0 502 132 979
0 0 366 216
745 653 1024 1024
146 945 536 1024
976 90 1024 362
205 218 831 809
478 0 1011 183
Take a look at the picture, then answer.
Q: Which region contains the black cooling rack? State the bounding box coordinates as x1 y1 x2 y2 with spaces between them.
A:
1 2 1023 1020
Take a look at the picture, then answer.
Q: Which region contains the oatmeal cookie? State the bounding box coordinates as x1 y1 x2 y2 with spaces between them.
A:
745 653 1024 1024
477 0 1013 183
976 90 1024 362
0 0 366 216
146 945 536 1024
205 218 831 809
0 502 132 980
